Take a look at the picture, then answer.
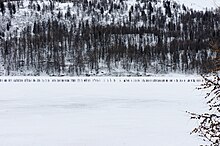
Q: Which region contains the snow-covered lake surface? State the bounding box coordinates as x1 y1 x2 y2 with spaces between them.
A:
0 76 208 146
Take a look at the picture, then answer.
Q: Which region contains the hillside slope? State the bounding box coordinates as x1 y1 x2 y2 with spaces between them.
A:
175 0 218 10
0 0 219 76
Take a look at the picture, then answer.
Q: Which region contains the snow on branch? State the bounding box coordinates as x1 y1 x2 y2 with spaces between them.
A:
189 73 220 146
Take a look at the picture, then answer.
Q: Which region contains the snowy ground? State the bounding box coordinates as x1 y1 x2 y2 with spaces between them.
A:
0 75 208 146
175 0 219 10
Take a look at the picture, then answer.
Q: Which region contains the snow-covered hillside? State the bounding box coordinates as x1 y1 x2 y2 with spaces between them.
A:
175 0 218 10
0 0 219 76
1 0 217 33
0 76 209 146
1 0 217 39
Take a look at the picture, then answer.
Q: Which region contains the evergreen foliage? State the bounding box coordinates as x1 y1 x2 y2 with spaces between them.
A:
0 0 219 76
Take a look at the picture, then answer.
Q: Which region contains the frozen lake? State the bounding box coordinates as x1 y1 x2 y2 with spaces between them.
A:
0 76 207 146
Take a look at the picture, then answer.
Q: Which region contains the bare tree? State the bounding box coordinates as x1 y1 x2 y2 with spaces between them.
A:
188 42 220 146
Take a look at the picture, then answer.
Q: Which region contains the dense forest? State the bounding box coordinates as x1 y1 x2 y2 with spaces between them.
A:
0 0 219 76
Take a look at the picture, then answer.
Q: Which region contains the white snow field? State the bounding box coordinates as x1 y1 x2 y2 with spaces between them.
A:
175 0 219 10
0 75 208 146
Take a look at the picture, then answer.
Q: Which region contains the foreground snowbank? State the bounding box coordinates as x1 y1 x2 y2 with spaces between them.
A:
0 75 208 146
